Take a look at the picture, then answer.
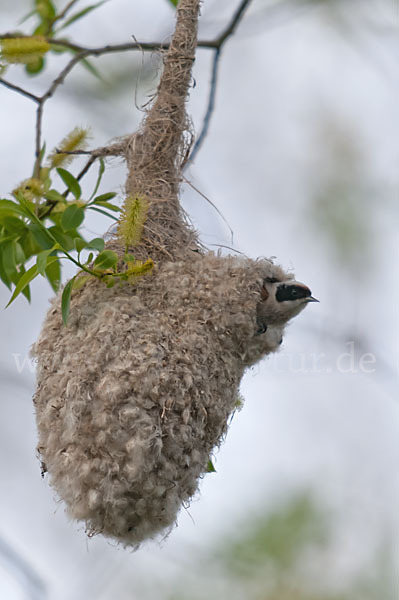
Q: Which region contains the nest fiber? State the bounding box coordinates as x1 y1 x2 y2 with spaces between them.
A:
34 254 293 545
32 0 313 546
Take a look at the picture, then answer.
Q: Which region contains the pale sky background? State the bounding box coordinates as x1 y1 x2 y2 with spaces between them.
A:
0 0 398 598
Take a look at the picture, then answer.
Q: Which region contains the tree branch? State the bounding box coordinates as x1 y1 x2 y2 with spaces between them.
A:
1 0 304 180
188 47 220 164
76 155 97 182
52 0 80 25
34 104 43 177
0 78 40 103
217 0 252 46
189 0 252 163
29 1 254 179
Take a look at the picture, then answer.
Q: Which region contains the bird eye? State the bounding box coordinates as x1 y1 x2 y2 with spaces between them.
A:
276 284 310 303
256 324 268 336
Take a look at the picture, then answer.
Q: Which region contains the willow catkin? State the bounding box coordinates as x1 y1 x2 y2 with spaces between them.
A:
32 0 312 546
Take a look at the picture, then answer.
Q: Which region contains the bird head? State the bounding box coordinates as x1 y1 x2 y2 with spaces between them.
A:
256 277 319 330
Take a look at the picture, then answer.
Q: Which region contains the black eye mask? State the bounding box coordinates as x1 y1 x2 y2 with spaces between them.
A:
276 284 311 302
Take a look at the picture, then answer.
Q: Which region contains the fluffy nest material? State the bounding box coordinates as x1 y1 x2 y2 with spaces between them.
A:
33 254 293 545
32 0 306 546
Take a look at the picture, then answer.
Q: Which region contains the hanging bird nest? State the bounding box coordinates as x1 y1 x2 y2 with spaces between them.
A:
32 0 316 546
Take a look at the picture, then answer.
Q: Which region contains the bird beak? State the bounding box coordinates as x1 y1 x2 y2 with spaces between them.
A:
307 296 319 303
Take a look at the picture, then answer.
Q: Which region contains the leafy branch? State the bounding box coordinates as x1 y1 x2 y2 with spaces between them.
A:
0 0 269 318
0 0 253 177
1 149 155 322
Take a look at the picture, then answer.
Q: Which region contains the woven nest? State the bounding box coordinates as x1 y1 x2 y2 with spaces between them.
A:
32 0 307 546
33 254 293 545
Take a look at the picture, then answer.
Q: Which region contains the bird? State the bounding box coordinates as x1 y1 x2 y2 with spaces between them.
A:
256 277 319 336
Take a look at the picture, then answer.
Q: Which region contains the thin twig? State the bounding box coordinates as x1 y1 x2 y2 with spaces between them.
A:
32 49 91 176
2 0 296 180
188 47 220 163
41 50 91 102
191 0 329 163
39 200 58 220
0 78 40 103
53 0 80 25
55 148 93 155
56 154 98 201
189 0 252 163
0 34 224 52
217 0 252 46
60 156 98 200
34 103 43 178
0 0 253 59
191 0 320 163
76 155 97 182
182 175 234 244
48 39 171 53
0 35 207 53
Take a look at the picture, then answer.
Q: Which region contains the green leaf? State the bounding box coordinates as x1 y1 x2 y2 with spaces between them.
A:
0 235 17 245
89 158 105 200
50 42 70 54
6 264 39 307
0 199 30 219
72 274 90 290
57 1 108 31
93 249 118 269
14 241 25 264
92 192 117 203
20 231 40 261
48 226 75 251
36 247 57 276
79 57 104 81
44 189 66 203
88 206 119 221
40 169 51 187
28 223 55 249
87 237 105 252
93 200 120 213
85 252 94 264
45 256 61 292
33 23 48 36
15 265 31 302
61 277 76 325
39 142 47 163
23 287 31 301
16 193 50 228
74 237 87 253
0 247 11 290
2 216 27 234
103 275 115 288
19 8 37 25
2 241 16 278
167 0 179 6
25 56 45 75
61 204 84 231
56 167 81 199
206 459 216 473
36 0 57 20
